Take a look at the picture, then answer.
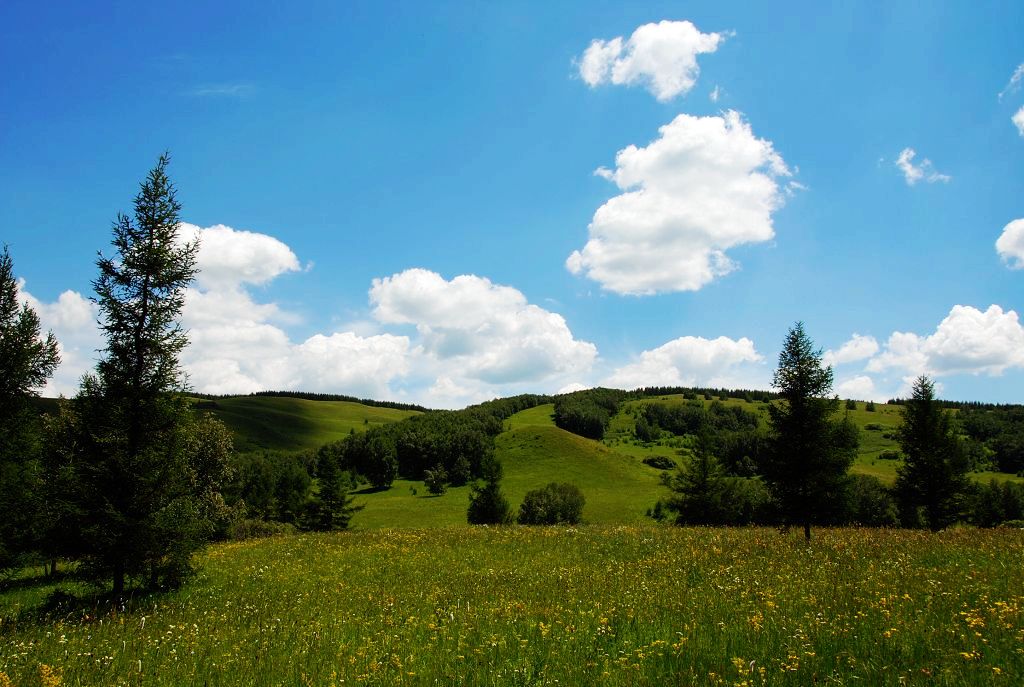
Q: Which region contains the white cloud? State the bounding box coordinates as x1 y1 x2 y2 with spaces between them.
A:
997 218 1024 268
835 375 880 402
1013 106 1024 136
370 268 597 385
17 283 102 397
577 20 725 101
895 148 951 186
178 222 301 289
606 335 764 389
823 333 879 367
709 85 721 102
567 110 793 295
867 305 1024 378
998 63 1024 101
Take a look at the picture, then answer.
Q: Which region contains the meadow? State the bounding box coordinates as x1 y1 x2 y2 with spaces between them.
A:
1 526 1021 686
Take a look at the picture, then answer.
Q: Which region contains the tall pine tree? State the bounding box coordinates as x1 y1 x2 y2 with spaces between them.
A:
69 154 233 594
761 322 856 540
894 376 968 530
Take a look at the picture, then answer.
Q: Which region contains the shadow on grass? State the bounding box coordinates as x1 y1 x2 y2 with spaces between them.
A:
0 569 177 629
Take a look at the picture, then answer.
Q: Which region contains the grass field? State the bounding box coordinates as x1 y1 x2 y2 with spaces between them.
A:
1 526 1021 686
195 396 420 453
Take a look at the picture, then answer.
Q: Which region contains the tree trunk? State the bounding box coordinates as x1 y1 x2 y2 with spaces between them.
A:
804 521 811 542
112 561 125 598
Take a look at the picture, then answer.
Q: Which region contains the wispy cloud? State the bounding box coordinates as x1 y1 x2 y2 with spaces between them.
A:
998 63 1024 102
895 147 951 186
188 82 256 97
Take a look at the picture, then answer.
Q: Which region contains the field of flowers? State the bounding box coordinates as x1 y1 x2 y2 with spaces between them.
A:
1 526 1021 686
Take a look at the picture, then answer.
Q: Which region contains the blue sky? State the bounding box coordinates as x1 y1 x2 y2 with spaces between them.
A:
2 1 1023 407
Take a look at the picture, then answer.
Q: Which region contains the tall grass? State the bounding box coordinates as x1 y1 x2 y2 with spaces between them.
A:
2 526 1021 685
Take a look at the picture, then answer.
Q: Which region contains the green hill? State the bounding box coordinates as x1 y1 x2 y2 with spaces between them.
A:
194 395 420 453
350 405 663 528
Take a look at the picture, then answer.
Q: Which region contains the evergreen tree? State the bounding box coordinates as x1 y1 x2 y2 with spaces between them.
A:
761 322 856 540
663 433 729 525
894 376 968 531
70 154 233 594
304 450 360 531
467 455 511 524
0 246 60 571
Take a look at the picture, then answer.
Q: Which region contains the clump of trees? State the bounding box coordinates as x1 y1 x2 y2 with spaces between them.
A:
553 388 625 440
0 246 61 574
517 483 585 525
1 156 236 593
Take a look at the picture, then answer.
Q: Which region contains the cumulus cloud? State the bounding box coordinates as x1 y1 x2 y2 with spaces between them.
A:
17 282 102 396
835 375 880 402
823 333 879 367
577 20 725 101
370 268 597 385
178 222 301 289
997 219 1024 268
1013 107 1024 136
606 335 764 389
567 110 793 295
895 148 951 186
867 305 1024 378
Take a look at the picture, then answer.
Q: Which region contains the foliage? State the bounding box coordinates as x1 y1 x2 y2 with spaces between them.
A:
302 449 360 532
517 482 585 525
895 376 969 531
61 154 232 594
553 388 625 440
424 464 448 495
642 455 675 470
761 322 857 540
467 455 511 524
0 247 60 572
842 474 899 526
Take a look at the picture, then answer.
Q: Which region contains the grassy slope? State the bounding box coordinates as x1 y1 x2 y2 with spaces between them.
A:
196 396 420 453
351 403 664 528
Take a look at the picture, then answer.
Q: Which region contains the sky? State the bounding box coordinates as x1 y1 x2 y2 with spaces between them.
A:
2 1 1023 408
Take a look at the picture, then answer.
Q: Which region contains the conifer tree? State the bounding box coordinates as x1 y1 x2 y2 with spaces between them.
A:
894 376 968 530
761 322 857 540
467 454 511 524
0 246 60 571
70 154 233 594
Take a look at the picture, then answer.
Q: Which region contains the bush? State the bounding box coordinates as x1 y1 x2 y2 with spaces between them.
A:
865 423 884 431
424 464 448 495
845 399 857 410
643 455 676 470
517 483 585 525
878 450 901 461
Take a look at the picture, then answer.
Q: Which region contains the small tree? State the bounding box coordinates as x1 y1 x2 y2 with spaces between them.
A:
663 433 729 525
517 483 585 525
424 464 448 495
467 455 511 524
894 376 968 531
761 322 857 541
0 246 60 571
304 450 361 531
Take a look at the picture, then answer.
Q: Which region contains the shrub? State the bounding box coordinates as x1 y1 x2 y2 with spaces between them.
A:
878 450 901 461
643 455 676 470
865 423 884 431
845 399 857 410
517 483 585 525
424 464 448 495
